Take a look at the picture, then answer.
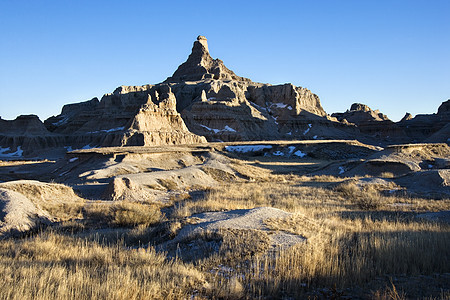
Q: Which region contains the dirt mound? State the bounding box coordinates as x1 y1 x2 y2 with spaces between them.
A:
102 177 166 202
343 143 450 177
395 170 450 197
0 180 85 220
0 188 52 237
101 152 237 202
158 207 305 259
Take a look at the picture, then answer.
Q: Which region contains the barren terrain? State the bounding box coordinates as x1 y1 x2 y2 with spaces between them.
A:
0 140 448 299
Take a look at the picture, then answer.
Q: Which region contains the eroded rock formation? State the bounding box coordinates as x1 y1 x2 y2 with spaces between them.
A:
1 36 448 158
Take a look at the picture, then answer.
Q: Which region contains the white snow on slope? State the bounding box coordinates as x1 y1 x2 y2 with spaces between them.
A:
293 150 306 158
303 124 312 135
0 147 23 158
201 125 236 133
200 124 220 133
224 125 236 132
88 127 124 134
272 103 287 109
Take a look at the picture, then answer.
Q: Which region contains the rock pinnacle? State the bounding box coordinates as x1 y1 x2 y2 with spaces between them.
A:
197 35 209 53
164 36 250 83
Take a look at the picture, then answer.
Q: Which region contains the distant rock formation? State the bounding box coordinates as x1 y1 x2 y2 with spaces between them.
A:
1 36 448 158
332 100 450 144
165 36 251 83
398 99 450 143
331 103 406 141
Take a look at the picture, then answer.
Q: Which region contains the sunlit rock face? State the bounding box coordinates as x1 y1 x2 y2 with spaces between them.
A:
2 36 447 158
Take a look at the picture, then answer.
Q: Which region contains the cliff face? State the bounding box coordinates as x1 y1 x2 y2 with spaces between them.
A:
38 35 339 154
332 100 450 144
1 36 447 158
398 99 450 143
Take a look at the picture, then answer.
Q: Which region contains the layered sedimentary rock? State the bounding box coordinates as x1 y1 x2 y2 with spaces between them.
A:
164 36 354 141
45 84 206 148
398 100 450 143
332 100 450 144
332 103 408 142
165 36 251 83
2 35 447 158
0 115 66 157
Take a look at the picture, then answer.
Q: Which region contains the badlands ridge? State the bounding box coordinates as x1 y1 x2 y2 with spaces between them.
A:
0 36 448 158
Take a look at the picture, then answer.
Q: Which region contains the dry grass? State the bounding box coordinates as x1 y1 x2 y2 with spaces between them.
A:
170 174 450 298
1 162 449 298
82 201 163 227
335 180 384 209
0 232 205 300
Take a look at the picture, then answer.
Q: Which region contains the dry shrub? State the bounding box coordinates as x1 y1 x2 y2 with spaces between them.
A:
336 181 383 210
373 281 407 300
112 201 162 227
311 175 342 182
381 172 396 179
83 201 162 227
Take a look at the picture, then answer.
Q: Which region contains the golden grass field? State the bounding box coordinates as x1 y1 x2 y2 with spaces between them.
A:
0 158 449 299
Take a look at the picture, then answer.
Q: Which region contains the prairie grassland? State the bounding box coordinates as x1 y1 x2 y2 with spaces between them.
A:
173 176 450 298
0 232 205 300
0 171 449 299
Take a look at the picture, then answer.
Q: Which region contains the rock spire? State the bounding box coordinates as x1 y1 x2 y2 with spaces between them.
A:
165 36 251 82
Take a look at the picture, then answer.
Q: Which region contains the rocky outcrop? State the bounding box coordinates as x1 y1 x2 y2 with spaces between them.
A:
0 115 68 158
397 99 450 143
332 103 408 142
2 36 447 158
400 113 413 122
332 100 450 144
39 36 350 150
165 36 251 83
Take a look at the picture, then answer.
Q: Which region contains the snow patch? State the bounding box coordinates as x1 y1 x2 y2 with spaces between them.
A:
303 124 312 135
224 125 236 132
69 157 78 163
338 166 345 174
293 150 306 158
313 135 318 139
288 146 296 154
200 125 220 133
225 145 272 153
0 146 23 158
88 127 124 134
200 124 220 133
286 131 292 136
273 151 284 156
287 106 293 110
53 115 69 126
200 124 236 133
272 103 287 109
81 144 93 150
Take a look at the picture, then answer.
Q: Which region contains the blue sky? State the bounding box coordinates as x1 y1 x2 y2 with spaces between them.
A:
1 0 449 121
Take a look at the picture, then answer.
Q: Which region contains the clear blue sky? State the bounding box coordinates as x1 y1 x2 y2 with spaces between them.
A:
1 0 449 121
